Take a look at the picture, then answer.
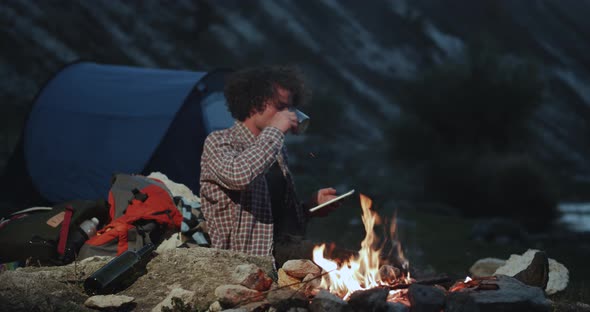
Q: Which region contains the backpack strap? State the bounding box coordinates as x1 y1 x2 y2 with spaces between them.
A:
133 224 153 251
57 205 74 256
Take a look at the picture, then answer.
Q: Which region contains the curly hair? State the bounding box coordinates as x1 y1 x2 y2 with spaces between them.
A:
224 65 309 121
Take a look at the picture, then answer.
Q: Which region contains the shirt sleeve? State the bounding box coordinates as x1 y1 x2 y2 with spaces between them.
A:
202 127 284 190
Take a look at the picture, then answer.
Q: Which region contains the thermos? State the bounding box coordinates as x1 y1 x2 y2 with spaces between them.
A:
62 218 99 264
84 243 155 295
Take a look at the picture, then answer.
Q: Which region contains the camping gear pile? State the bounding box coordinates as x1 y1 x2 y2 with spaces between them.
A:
0 173 208 267
0 62 234 269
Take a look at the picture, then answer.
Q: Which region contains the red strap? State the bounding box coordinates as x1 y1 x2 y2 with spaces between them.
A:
57 205 74 255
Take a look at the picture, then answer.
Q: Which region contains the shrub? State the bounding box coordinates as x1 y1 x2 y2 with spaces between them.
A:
484 154 559 232
424 154 559 232
391 45 543 156
388 44 559 231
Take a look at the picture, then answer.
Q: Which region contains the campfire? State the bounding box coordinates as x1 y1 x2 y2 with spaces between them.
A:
306 193 524 311
312 194 413 304
212 193 554 311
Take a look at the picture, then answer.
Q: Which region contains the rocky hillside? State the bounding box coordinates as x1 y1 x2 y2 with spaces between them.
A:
1 0 589 202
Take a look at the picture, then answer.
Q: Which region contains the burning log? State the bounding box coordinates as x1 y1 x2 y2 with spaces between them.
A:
378 265 401 284
414 275 452 287
385 275 451 291
448 276 502 292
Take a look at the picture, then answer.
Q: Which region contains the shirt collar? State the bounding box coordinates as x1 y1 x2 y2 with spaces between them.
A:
235 121 256 144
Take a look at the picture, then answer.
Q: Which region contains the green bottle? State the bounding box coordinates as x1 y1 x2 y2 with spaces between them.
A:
84 243 155 295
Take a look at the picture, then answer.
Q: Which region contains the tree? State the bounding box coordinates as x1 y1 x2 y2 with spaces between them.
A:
389 45 558 232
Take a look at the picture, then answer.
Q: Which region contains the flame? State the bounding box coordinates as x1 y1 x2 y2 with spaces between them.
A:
312 194 412 301
449 276 477 292
449 276 498 292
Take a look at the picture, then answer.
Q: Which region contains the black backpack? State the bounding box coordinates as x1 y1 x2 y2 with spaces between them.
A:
0 200 109 266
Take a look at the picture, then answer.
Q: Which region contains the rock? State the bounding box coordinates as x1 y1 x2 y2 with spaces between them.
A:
282 259 321 278
267 285 309 312
494 249 569 295
278 268 303 290
14 255 112 281
469 258 506 277
513 251 549 290
209 300 224 312
214 284 265 308
445 275 551 312
132 247 273 311
84 294 135 309
151 288 195 312
348 287 389 312
385 302 410 312
0 247 273 312
231 300 271 312
156 233 184 253
0 265 105 312
266 287 307 305
79 255 114 264
302 273 321 296
407 284 446 312
283 308 309 312
309 289 351 312
231 263 273 291
551 301 590 312
545 259 569 295
303 273 320 284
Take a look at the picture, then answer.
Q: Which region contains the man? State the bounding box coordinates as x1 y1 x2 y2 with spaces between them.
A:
199 65 338 265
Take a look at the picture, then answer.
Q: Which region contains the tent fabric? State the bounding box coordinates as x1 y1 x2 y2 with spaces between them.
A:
13 62 233 205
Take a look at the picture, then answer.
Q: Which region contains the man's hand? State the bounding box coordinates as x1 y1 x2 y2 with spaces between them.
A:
309 187 341 217
269 110 298 133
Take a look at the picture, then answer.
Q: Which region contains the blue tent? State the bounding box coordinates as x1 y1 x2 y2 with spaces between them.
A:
1 62 234 211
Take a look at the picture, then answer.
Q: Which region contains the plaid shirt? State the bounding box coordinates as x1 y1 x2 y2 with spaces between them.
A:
200 122 307 256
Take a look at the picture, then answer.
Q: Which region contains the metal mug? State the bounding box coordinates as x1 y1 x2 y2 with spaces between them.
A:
289 107 310 134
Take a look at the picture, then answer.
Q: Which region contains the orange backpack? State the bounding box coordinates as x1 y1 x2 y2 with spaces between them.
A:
78 174 182 259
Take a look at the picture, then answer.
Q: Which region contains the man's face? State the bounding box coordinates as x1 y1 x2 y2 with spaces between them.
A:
252 86 293 131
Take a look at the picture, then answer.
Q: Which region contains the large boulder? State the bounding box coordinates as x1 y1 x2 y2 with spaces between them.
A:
494 249 569 295
0 247 273 312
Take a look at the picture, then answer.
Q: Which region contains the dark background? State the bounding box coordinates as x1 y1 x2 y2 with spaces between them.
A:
1 0 589 302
